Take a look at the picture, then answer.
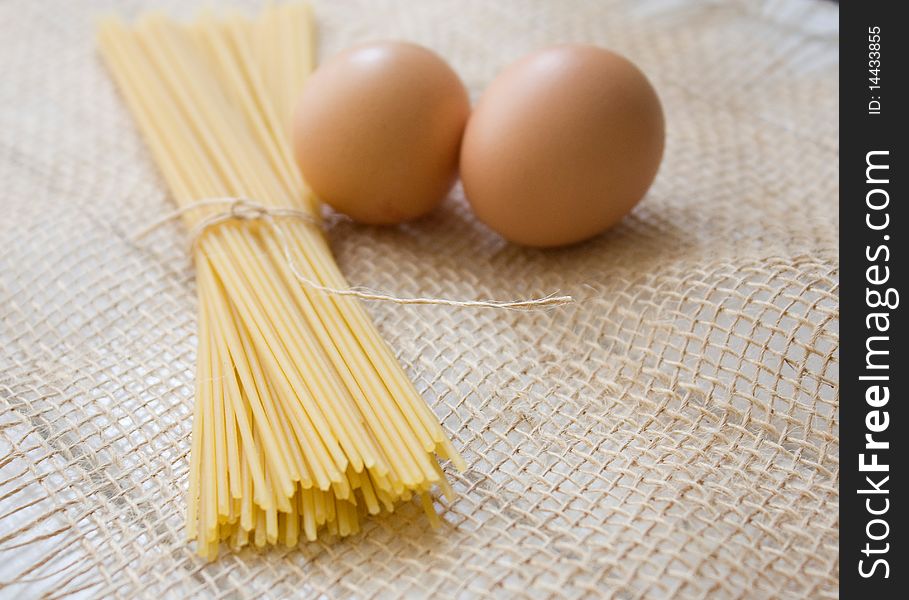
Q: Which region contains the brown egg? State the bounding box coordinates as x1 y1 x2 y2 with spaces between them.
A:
460 45 664 247
292 41 470 225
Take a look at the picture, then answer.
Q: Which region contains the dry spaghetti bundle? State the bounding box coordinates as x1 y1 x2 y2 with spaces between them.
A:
97 3 465 559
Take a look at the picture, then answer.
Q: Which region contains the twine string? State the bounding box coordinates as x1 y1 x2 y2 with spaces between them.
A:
134 197 574 310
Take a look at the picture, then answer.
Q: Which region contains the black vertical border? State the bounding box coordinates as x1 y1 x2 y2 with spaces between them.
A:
840 1 905 596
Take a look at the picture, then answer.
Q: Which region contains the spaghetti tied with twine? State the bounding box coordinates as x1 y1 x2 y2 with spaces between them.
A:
134 197 574 310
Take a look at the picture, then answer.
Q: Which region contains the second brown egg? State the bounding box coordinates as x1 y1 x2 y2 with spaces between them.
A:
460 45 665 247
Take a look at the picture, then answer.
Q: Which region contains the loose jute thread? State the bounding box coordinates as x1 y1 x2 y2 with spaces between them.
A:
135 197 574 310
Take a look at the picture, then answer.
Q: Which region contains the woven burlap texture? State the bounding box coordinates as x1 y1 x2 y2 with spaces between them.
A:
0 0 838 597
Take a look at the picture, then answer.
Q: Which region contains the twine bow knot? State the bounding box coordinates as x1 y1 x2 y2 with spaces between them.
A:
134 197 574 310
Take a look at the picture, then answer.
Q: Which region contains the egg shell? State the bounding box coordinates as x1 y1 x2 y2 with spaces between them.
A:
293 41 470 225
460 45 665 247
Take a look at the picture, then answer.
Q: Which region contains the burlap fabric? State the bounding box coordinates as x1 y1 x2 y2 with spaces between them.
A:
0 0 839 597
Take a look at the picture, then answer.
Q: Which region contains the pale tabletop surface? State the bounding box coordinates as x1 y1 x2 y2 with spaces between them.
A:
0 1 838 598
